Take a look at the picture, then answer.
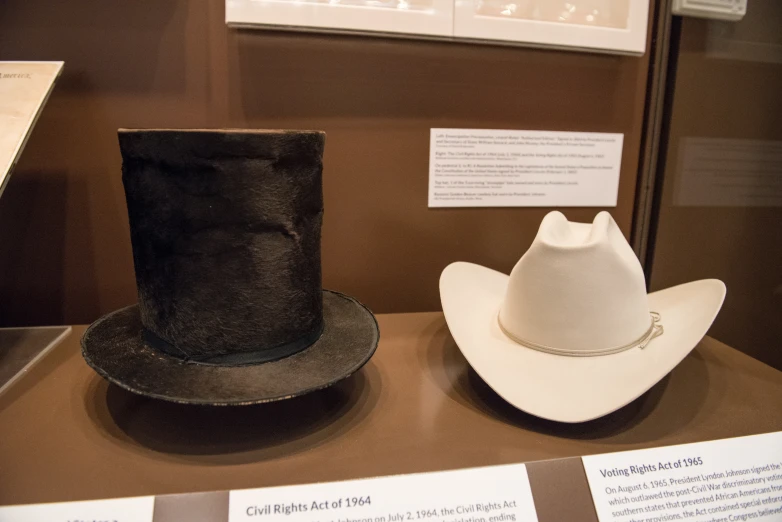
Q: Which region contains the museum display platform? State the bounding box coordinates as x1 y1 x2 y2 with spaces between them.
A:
1 312 781 509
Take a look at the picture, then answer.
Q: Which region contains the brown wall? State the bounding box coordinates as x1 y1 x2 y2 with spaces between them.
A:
0 0 654 325
650 3 782 370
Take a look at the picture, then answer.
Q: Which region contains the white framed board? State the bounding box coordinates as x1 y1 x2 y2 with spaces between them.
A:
226 0 649 55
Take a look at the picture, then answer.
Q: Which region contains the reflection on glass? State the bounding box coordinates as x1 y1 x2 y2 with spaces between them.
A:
651 1 782 371
262 0 434 11
473 0 630 29
707 2 782 64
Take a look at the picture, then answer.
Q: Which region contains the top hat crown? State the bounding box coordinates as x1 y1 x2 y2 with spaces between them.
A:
81 129 379 405
119 129 326 364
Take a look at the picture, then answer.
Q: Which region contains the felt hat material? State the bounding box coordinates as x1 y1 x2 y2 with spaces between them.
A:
82 129 379 405
82 291 378 405
440 211 725 423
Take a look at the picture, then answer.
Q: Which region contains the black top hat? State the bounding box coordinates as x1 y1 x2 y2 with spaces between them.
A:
81 129 379 405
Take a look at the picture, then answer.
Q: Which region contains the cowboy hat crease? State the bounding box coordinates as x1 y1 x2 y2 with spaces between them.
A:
439 211 725 423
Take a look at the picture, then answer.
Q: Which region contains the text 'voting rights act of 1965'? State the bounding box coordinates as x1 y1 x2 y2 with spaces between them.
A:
229 464 539 522
582 431 782 522
428 128 624 208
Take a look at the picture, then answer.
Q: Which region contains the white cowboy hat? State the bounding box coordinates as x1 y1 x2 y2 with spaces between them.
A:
439 211 725 423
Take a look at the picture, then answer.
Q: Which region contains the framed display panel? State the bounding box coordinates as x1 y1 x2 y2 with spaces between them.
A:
454 0 648 54
226 0 648 55
225 0 454 38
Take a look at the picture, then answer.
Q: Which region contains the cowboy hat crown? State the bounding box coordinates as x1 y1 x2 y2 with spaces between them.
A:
499 211 658 355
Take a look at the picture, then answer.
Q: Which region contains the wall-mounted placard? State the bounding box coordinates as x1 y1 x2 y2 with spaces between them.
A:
428 128 624 207
226 0 649 55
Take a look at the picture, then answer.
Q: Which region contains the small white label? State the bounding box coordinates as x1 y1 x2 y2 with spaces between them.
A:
428 128 623 208
0 496 154 522
229 464 539 522
675 137 782 207
582 431 782 522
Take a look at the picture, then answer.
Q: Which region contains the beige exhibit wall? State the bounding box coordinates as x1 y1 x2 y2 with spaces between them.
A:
650 2 782 370
0 0 654 325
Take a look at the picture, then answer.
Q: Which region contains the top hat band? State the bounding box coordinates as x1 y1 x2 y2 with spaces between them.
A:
142 321 325 367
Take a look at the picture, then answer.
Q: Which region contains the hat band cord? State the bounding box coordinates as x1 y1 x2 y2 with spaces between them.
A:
142 320 325 366
498 312 664 357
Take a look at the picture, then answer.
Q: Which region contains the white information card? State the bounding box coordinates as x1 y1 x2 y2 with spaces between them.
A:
0 496 154 522
428 128 623 208
229 463 539 522
582 431 782 522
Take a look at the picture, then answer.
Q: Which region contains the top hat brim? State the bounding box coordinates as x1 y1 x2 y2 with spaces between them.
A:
439 262 726 423
81 290 379 405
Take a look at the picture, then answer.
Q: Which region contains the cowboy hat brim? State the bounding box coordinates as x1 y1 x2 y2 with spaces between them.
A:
81 290 379 405
439 262 726 423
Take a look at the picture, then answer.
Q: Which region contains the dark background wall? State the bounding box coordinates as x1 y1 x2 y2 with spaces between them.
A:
0 0 654 325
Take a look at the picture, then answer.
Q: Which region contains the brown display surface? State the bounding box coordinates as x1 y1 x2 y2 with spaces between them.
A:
1 312 781 507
